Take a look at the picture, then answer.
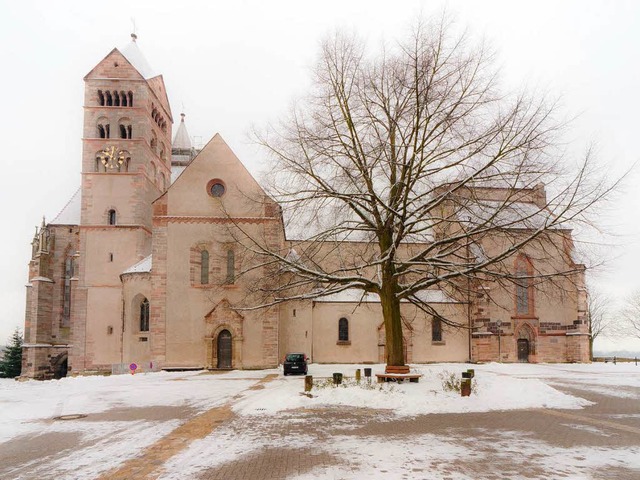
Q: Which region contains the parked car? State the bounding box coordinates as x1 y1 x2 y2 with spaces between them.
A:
283 353 308 375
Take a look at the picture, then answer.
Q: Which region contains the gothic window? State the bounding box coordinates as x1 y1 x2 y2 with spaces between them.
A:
62 256 74 326
226 250 235 284
139 298 150 332
432 317 443 342
338 317 349 342
97 90 105 106
515 255 534 316
108 209 116 225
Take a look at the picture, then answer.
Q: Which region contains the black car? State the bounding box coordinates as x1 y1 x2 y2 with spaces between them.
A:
283 353 308 375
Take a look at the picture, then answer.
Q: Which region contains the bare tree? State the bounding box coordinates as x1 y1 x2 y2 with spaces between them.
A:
621 289 640 339
235 17 616 367
587 288 615 359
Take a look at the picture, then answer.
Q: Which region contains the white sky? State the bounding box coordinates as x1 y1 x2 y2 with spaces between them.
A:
0 0 638 352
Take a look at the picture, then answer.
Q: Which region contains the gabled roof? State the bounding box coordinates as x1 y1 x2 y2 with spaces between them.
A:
50 188 81 225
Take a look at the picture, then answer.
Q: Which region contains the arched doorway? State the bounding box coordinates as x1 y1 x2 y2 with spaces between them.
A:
517 339 530 362
52 353 68 379
217 330 232 369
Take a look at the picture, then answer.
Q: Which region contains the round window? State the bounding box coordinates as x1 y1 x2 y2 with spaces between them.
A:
208 181 225 197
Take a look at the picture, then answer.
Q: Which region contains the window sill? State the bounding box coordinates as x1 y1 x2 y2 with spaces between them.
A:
336 340 351 346
431 341 446 346
511 315 538 320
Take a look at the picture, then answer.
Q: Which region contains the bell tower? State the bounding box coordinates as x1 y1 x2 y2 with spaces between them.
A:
70 34 173 372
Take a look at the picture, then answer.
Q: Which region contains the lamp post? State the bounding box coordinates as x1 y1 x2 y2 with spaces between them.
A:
497 320 502 363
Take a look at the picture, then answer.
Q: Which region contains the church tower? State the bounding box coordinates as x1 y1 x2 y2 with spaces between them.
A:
70 34 173 372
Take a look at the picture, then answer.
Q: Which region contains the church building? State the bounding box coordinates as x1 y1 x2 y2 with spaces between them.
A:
21 36 591 379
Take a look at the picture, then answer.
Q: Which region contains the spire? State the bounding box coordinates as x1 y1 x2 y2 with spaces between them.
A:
172 113 192 150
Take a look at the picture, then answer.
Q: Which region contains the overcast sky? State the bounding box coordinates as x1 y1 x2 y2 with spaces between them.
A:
0 0 638 352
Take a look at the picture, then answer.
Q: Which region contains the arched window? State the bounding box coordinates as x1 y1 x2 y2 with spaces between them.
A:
120 91 128 107
515 255 534 316
160 172 166 191
150 133 157 152
113 91 120 106
128 91 133 107
338 317 349 342
127 125 132 139
139 298 150 332
149 162 157 181
226 250 235 284
98 124 106 138
201 250 209 285
108 209 116 225
432 317 442 342
105 91 113 106
97 90 105 106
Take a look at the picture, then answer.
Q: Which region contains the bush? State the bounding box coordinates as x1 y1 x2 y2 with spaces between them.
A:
438 369 478 395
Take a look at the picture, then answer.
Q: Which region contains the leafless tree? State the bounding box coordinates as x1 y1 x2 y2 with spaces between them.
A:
621 289 640 339
587 288 615 359
234 16 617 367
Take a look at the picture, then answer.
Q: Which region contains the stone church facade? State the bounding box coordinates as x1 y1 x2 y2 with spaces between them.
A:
21 37 590 380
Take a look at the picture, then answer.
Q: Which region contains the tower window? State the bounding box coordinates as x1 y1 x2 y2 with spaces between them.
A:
119 124 132 139
338 317 349 342
98 125 106 139
108 209 116 225
140 298 150 332
113 91 120 107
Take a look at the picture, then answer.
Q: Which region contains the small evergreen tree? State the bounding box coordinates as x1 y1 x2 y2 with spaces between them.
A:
0 328 23 378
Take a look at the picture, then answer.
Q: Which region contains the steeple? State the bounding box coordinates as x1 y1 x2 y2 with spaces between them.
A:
119 33 155 79
173 113 192 150
171 113 195 167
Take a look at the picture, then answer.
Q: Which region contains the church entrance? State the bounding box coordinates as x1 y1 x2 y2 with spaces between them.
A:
517 339 530 362
217 330 232 369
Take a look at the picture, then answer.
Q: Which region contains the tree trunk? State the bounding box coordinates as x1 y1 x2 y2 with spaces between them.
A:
380 282 405 366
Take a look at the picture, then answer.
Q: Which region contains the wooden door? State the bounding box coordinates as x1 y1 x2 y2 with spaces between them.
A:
217 330 232 369
517 339 529 362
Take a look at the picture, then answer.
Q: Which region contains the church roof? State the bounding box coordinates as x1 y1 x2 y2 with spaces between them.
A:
173 113 192 150
314 288 456 304
50 188 81 225
122 255 152 275
120 34 155 79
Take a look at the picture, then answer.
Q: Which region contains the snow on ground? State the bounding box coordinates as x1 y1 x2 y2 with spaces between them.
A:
2 362 638 479
232 363 594 417
0 369 269 442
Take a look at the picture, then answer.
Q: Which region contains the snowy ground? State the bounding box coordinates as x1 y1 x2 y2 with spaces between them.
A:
1 362 639 479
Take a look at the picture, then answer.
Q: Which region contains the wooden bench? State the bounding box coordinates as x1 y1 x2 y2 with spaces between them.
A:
375 373 422 383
